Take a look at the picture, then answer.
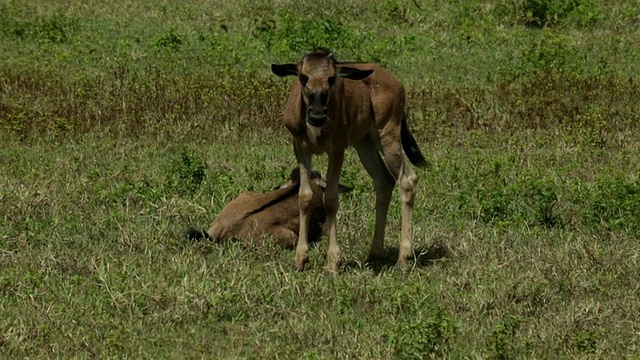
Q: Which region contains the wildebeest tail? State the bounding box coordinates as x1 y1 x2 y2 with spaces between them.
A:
184 227 212 241
401 114 428 168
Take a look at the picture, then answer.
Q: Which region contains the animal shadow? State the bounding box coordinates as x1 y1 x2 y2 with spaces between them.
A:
342 242 449 274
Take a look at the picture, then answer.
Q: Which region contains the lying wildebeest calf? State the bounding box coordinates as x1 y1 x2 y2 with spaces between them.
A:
185 169 351 248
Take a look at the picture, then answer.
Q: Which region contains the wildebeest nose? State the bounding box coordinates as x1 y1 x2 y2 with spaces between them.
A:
307 109 328 127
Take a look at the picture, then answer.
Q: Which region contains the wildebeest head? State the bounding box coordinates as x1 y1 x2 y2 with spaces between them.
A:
271 48 373 128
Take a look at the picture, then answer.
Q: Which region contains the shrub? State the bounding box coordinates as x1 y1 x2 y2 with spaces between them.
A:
571 330 599 354
516 0 602 28
0 5 77 43
254 11 359 58
391 308 457 359
154 29 183 51
487 316 526 359
525 178 562 228
164 151 207 196
583 173 640 235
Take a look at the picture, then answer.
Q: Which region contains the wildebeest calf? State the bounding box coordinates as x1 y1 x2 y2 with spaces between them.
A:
185 169 350 248
271 48 427 271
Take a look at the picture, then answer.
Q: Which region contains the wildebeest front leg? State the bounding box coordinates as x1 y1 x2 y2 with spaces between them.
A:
294 142 313 271
324 148 345 273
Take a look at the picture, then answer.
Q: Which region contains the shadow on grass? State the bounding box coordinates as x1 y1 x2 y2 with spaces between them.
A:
341 242 449 274
182 226 449 274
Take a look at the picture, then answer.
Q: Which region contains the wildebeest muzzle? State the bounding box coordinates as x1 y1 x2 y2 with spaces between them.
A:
306 92 328 127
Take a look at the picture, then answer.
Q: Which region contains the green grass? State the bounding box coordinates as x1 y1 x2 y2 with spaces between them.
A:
2 0 640 358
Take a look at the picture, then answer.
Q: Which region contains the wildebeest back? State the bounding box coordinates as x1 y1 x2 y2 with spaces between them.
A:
207 181 326 248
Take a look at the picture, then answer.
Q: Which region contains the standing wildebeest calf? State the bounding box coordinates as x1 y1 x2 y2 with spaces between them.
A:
271 48 427 272
186 169 351 248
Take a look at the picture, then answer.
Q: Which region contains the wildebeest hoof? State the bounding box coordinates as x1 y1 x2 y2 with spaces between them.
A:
323 265 339 274
365 249 386 265
294 255 309 272
395 256 411 268
324 247 341 273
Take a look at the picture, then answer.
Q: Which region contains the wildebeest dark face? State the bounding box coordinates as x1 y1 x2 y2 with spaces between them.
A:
271 50 373 128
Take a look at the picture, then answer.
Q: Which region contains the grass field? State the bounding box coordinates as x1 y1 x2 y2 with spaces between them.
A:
2 0 640 358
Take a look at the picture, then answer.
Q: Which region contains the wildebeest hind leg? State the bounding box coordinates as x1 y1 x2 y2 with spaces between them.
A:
382 141 418 266
271 226 298 249
355 135 395 263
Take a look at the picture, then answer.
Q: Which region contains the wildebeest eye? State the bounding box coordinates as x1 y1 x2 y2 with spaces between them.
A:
328 76 336 86
299 74 309 86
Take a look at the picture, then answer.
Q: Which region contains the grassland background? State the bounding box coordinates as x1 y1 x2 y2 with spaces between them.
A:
1 0 640 358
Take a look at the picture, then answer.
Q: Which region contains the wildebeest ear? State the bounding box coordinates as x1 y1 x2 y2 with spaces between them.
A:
337 66 374 80
271 64 298 77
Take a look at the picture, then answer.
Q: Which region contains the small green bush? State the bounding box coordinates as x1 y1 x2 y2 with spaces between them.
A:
164 151 207 196
0 5 77 44
487 316 526 359
500 31 585 78
525 178 561 228
583 173 640 235
521 0 602 28
391 308 457 359
253 11 360 58
154 29 183 51
492 0 601 28
571 330 599 354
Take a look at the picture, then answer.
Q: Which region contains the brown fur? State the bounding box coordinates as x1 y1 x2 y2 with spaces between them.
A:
272 48 427 271
206 179 326 248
